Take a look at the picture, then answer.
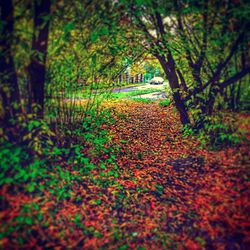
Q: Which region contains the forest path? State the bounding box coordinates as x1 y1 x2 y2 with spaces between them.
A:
111 101 204 165
1 101 249 250
105 101 250 249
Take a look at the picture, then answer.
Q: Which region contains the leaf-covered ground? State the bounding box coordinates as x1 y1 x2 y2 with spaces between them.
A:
1 101 250 249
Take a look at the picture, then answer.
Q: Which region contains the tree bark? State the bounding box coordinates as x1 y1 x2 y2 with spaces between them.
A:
27 0 51 117
177 69 188 92
156 53 190 125
235 80 241 110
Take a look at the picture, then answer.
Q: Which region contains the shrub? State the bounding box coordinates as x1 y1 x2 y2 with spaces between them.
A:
181 124 195 138
198 115 245 149
159 99 171 107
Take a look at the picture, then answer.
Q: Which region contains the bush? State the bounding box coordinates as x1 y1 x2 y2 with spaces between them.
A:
0 106 118 188
198 115 245 149
181 124 195 138
159 99 171 107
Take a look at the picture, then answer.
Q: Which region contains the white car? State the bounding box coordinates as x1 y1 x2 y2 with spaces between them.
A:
149 77 164 85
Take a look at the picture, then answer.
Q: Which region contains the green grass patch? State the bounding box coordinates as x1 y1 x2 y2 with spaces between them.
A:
132 98 153 104
111 88 161 99
63 83 147 99
159 99 171 107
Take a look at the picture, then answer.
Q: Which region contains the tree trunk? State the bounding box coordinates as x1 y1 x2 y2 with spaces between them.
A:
177 69 188 92
206 83 219 115
119 74 122 83
126 73 129 84
230 84 235 111
235 80 241 110
0 0 21 123
136 74 138 83
27 0 51 117
156 53 190 125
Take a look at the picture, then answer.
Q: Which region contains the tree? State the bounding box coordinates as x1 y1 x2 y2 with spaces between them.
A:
175 0 250 117
0 0 21 124
123 0 250 128
125 1 191 125
27 0 51 117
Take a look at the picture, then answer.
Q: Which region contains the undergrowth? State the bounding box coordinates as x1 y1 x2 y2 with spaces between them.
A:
0 107 122 240
159 99 171 107
132 98 153 104
181 113 246 150
111 88 160 99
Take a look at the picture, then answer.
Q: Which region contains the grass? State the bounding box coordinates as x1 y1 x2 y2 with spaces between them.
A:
132 98 153 104
114 82 146 88
159 99 171 107
63 84 162 100
111 88 161 99
64 83 147 99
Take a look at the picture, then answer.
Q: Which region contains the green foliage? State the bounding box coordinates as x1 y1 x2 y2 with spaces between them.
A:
0 202 44 241
0 144 46 187
155 184 164 195
181 124 195 138
180 113 246 149
82 108 115 132
198 115 245 149
195 236 206 246
0 105 121 206
14 114 55 154
132 98 152 104
159 99 171 107
1 0 249 247
111 88 160 99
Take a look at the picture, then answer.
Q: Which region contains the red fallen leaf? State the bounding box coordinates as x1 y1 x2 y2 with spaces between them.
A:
83 237 99 249
123 180 137 188
41 201 56 212
0 238 8 248
2 101 249 249
235 198 245 206
185 239 202 250
167 165 174 170
151 201 156 209
238 221 250 228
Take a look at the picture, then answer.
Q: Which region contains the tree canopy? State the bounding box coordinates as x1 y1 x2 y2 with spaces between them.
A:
0 1 250 249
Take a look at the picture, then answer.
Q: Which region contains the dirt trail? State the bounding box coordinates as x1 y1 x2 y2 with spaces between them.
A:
112 102 202 162
107 101 250 249
1 101 249 249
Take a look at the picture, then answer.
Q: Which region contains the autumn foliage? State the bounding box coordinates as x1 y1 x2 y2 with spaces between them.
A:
1 101 249 249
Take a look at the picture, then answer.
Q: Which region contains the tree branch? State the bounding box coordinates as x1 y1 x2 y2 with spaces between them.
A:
220 67 250 90
185 31 245 101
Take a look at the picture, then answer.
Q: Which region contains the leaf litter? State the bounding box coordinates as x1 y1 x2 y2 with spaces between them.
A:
0 100 249 249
